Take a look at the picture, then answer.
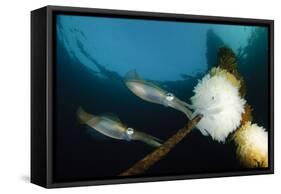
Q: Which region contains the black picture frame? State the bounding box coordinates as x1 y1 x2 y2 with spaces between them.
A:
31 5 274 188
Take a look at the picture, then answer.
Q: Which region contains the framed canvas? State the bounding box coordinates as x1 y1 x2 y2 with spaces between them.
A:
31 5 274 188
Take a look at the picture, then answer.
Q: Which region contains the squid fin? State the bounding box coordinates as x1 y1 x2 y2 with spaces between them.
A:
124 69 142 81
101 113 122 122
77 107 93 124
125 70 168 94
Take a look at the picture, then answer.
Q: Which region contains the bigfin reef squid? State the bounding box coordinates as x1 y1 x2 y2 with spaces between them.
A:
125 70 193 119
77 107 162 148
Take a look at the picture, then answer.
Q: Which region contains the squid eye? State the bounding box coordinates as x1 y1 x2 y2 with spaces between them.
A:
166 93 175 101
212 96 215 100
126 128 134 135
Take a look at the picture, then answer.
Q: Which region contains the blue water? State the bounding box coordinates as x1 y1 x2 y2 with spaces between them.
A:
54 14 269 182
57 15 256 81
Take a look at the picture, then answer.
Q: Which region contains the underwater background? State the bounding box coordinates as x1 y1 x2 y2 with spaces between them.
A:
54 14 269 182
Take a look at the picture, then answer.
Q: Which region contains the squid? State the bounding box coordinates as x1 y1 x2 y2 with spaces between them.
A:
125 70 192 119
77 107 162 148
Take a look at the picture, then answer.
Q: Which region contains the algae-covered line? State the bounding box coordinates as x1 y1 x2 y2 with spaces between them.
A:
119 114 203 176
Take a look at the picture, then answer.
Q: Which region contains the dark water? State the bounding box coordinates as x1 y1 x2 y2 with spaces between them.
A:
54 15 269 182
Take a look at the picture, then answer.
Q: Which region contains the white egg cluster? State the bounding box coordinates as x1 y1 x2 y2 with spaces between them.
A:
233 122 268 167
191 72 246 142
